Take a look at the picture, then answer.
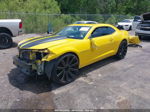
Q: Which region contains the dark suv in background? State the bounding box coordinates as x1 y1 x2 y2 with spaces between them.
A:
135 12 150 39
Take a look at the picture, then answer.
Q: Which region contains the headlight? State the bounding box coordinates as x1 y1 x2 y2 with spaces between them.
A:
32 49 50 60
32 49 49 53
19 49 50 61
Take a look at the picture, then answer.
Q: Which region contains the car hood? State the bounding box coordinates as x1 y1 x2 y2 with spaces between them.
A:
18 35 77 49
142 12 150 21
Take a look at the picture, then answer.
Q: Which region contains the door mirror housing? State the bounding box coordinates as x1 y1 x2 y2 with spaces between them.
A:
89 36 98 49
90 33 95 38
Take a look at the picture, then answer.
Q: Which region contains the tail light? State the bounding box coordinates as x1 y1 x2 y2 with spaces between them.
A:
19 22 23 29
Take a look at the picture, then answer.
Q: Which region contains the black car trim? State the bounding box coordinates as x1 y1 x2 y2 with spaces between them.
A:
20 36 68 49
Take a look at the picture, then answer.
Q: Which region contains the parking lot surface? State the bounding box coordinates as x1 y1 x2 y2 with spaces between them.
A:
0 33 150 109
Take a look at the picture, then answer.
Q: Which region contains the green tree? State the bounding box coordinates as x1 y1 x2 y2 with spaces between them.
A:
56 0 150 15
0 0 60 13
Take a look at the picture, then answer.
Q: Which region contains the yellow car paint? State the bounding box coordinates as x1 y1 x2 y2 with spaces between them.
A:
17 24 131 69
129 36 141 44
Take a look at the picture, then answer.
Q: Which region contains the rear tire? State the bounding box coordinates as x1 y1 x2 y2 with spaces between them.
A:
0 33 13 49
115 40 128 60
52 53 79 85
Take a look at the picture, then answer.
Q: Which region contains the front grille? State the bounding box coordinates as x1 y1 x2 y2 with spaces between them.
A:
140 28 150 31
140 27 150 31
19 50 31 61
139 23 150 31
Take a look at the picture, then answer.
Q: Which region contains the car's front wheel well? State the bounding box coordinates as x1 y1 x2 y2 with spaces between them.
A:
61 52 80 62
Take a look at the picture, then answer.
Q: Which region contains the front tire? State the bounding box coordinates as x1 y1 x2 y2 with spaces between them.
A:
52 53 79 85
115 40 128 59
0 33 13 49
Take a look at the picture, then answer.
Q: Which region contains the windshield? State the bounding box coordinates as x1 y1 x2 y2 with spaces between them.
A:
57 26 91 39
134 16 141 21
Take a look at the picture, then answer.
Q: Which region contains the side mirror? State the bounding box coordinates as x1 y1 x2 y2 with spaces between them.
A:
90 33 98 38
89 36 98 49
90 34 94 38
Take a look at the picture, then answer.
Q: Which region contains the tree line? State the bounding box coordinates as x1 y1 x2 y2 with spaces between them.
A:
0 0 149 33
56 0 150 15
0 0 149 15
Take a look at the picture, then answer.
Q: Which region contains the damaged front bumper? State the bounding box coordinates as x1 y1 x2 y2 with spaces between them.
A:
13 56 45 75
13 56 33 75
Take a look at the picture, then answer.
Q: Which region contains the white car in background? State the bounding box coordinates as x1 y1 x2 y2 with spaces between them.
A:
135 12 150 39
117 19 133 31
0 19 23 49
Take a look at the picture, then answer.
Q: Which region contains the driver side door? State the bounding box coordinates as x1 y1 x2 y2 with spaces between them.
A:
89 26 116 62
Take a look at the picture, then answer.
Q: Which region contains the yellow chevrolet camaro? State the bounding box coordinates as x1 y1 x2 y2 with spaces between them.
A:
13 24 129 84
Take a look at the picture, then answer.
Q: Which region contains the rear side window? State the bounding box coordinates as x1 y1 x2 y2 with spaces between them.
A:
91 26 115 38
107 27 115 34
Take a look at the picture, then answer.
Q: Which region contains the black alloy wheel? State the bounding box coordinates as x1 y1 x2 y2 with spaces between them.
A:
0 33 13 49
115 40 128 59
53 53 79 85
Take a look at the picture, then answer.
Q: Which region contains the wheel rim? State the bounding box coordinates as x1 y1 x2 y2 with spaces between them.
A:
0 35 9 47
119 42 127 58
56 55 79 83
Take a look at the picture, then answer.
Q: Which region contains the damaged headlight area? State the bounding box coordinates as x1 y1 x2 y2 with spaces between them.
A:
15 49 50 75
34 49 49 60
19 49 49 62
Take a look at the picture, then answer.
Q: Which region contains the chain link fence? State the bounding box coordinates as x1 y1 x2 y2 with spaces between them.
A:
0 11 133 33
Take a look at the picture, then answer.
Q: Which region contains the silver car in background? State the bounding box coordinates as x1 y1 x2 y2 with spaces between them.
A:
0 19 23 49
132 16 141 31
135 12 150 39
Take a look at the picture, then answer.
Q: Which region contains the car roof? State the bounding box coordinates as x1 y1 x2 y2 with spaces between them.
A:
69 24 114 27
74 21 98 24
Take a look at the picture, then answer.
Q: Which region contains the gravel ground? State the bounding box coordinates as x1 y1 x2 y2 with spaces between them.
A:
0 33 150 110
